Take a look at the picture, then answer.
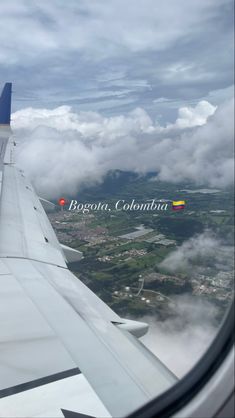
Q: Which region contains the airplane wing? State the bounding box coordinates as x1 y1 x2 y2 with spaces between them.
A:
0 84 176 418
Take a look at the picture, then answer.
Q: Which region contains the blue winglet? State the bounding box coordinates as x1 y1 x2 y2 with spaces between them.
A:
0 83 12 125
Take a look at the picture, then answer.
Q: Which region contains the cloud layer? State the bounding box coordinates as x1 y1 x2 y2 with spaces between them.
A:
12 98 233 198
12 97 233 198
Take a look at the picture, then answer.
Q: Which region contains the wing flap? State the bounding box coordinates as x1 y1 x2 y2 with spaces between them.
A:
0 374 111 418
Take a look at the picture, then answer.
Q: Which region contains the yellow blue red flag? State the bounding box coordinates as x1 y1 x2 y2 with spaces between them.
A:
172 200 185 211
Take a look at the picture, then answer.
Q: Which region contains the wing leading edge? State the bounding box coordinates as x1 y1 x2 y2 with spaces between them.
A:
0 83 176 417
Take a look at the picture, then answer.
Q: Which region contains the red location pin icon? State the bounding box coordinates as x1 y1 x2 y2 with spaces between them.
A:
58 197 67 209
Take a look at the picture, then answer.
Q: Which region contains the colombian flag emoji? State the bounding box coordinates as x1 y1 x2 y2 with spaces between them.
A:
172 200 185 211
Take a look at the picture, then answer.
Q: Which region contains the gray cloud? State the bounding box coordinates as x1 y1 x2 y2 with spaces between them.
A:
0 0 233 118
1 0 231 62
12 98 233 198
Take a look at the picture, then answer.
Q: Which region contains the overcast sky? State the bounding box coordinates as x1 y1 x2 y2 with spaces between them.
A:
0 0 234 120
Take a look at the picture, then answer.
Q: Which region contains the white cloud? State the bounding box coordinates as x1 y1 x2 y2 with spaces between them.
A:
160 230 234 274
141 296 218 378
12 98 234 198
172 100 216 128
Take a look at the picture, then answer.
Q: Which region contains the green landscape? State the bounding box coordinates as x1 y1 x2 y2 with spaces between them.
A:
49 172 234 323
